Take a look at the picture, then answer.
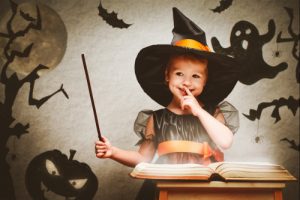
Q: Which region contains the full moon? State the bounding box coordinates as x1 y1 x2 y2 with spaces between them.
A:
0 2 67 76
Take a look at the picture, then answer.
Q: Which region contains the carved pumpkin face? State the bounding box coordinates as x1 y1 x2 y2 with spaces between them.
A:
25 149 98 200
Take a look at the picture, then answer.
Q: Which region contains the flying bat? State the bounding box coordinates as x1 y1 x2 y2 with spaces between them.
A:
211 0 233 13
243 96 299 123
280 138 300 151
97 0 131 29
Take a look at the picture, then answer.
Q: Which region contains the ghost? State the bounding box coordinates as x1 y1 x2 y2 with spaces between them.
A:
211 20 287 85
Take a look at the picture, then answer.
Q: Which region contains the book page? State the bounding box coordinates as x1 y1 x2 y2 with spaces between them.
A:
212 162 296 181
130 163 215 180
215 161 282 173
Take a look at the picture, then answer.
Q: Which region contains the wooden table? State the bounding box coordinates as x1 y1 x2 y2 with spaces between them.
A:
156 181 285 200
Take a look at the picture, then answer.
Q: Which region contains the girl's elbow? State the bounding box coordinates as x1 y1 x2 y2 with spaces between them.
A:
220 133 233 150
220 141 232 150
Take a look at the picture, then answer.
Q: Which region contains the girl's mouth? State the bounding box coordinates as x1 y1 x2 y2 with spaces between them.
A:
179 88 193 96
178 88 186 96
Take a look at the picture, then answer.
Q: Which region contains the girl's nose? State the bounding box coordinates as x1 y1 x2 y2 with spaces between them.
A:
182 78 191 87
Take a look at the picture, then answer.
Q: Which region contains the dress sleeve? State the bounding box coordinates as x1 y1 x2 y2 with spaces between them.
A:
218 101 239 134
133 110 154 145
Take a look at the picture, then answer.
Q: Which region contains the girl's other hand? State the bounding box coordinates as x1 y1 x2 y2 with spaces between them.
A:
181 86 202 116
95 136 113 158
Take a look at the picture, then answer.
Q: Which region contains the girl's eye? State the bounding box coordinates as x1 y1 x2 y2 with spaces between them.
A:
175 72 183 76
192 74 200 78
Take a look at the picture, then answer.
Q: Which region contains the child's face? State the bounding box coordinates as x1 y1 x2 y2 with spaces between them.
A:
165 56 208 99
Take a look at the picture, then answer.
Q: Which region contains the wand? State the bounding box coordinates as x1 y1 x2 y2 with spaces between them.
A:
81 54 102 141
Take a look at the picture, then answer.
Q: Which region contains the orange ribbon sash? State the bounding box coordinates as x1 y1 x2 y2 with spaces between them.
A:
157 140 224 165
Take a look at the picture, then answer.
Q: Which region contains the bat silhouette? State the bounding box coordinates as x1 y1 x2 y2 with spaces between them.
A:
280 138 300 151
211 0 233 13
20 10 36 22
243 96 299 123
97 0 131 29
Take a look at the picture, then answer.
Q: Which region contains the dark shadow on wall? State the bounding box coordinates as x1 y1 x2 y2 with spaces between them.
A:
211 19 287 85
26 149 98 200
276 7 299 83
97 0 132 29
211 14 299 153
243 96 299 123
210 0 233 13
0 0 68 199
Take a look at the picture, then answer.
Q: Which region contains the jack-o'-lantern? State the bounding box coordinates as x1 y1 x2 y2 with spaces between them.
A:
25 149 98 200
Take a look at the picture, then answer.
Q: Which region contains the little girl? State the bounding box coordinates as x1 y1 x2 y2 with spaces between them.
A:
95 7 239 200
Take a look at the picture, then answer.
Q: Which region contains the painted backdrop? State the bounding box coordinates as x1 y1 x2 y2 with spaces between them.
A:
0 0 299 200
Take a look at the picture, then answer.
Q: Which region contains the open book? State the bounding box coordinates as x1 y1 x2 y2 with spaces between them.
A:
130 162 296 181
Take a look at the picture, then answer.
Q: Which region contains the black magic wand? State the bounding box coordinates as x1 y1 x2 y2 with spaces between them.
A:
81 54 102 141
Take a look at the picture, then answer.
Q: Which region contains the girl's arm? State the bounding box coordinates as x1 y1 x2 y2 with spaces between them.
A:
194 107 233 149
181 87 233 150
95 116 156 167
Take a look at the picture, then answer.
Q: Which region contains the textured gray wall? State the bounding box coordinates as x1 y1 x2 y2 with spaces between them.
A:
0 0 299 200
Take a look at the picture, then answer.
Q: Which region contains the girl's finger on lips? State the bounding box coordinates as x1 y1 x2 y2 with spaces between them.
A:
183 86 192 96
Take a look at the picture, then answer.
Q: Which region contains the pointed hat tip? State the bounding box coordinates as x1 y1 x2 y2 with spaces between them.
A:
172 7 185 21
171 6 207 46
172 7 181 14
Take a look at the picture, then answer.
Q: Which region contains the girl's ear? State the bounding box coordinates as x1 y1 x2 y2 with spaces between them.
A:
165 68 169 82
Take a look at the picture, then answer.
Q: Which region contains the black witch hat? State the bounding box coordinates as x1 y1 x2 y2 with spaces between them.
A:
135 7 239 107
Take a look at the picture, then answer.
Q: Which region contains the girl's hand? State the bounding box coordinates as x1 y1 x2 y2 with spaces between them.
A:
95 136 113 158
181 86 203 116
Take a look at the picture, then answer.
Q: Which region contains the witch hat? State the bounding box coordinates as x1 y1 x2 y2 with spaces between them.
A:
135 7 239 107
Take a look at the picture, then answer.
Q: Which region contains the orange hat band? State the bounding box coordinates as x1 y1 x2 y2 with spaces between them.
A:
174 39 211 52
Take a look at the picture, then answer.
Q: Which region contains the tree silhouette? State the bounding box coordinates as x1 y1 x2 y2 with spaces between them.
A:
0 0 68 199
276 7 299 83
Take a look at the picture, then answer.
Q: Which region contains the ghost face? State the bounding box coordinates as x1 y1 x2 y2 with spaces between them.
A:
230 21 259 52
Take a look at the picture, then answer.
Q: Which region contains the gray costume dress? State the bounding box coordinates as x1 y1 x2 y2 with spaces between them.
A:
134 101 239 200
